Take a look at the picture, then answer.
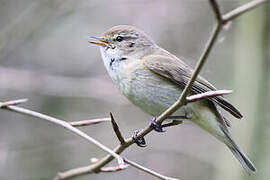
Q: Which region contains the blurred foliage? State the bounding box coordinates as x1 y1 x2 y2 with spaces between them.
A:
0 0 269 180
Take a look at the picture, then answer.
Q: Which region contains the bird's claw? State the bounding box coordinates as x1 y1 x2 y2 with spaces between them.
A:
132 130 147 147
150 117 165 132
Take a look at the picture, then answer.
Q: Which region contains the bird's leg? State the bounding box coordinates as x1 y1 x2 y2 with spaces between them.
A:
161 119 183 128
133 114 192 147
132 130 147 147
167 115 192 119
150 117 165 132
150 114 192 132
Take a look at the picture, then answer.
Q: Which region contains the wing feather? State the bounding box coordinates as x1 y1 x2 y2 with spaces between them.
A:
143 55 243 119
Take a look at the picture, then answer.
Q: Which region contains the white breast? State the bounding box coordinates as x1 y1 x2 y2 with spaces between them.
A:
100 47 185 116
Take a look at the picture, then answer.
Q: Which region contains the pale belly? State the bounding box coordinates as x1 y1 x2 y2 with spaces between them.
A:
111 60 200 117
107 59 226 141
126 72 186 116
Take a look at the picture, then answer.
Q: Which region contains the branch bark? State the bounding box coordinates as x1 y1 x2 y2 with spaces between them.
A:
0 100 177 180
69 118 111 127
0 99 28 107
0 100 125 169
222 0 268 24
186 90 232 103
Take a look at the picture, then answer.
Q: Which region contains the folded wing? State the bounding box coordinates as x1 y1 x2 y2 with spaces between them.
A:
143 55 243 119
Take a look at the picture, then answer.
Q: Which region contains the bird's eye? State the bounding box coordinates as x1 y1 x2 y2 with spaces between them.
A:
115 36 124 42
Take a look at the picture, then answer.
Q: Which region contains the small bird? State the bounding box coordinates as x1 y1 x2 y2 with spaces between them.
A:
89 25 256 174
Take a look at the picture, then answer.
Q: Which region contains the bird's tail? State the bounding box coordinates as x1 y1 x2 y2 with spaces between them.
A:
221 127 256 174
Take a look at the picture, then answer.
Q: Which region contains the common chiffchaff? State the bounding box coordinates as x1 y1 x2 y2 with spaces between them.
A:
89 25 256 173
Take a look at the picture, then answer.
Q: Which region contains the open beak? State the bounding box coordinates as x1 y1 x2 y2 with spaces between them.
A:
88 36 109 47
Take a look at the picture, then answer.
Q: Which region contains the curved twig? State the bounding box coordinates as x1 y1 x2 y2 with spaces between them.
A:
69 118 111 127
0 100 177 180
0 100 125 169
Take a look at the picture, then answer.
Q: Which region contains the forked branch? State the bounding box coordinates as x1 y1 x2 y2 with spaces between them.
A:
0 100 178 180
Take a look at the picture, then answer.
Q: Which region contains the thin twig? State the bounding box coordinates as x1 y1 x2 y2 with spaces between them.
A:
124 158 179 180
161 120 183 128
56 155 176 180
0 100 125 169
209 0 223 22
186 90 232 103
0 101 173 180
54 0 267 179
100 165 129 172
0 98 28 107
69 118 111 127
55 144 128 179
91 157 129 172
222 0 268 24
110 113 126 145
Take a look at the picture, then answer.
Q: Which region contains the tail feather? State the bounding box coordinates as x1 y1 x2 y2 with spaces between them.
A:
222 127 256 174
229 146 256 174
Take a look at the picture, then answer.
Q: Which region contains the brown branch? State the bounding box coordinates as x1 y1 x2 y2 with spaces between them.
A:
0 99 125 169
110 113 126 145
56 155 179 180
124 158 179 180
0 100 175 180
90 157 129 173
0 98 28 107
91 158 129 173
100 165 128 172
69 118 111 127
54 0 267 179
186 90 232 103
209 0 223 22
222 0 268 24
0 99 111 128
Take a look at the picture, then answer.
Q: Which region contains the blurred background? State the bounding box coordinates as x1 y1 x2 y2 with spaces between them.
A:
0 0 269 179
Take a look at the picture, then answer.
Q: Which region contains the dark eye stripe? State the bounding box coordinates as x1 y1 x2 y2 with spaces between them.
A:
114 36 137 42
124 36 137 40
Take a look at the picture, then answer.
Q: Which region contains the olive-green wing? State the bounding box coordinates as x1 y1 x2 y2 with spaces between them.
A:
143 55 243 119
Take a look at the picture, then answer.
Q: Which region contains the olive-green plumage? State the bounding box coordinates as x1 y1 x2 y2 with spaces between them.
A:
90 25 256 174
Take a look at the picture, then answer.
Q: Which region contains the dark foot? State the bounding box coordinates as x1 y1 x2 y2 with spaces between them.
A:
150 117 165 132
132 130 146 147
150 114 192 132
161 120 183 128
167 114 192 120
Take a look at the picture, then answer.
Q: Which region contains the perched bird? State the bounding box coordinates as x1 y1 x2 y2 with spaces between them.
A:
89 25 256 174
